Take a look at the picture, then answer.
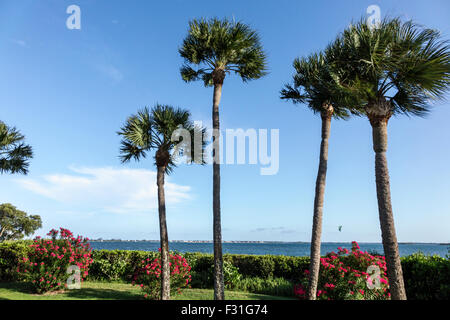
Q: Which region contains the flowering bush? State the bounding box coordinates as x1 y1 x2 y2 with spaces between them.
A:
198 260 242 289
17 228 93 294
132 250 192 300
295 241 390 300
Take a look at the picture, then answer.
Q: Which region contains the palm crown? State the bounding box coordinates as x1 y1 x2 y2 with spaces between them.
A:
280 49 358 119
118 104 206 173
335 17 450 117
179 18 268 85
0 121 33 175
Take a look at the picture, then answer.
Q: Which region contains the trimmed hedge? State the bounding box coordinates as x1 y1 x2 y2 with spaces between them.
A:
401 252 450 300
0 240 32 281
233 276 294 297
182 252 310 281
88 250 159 281
1 241 449 299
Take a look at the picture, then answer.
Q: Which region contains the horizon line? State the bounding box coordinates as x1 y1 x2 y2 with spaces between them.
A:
87 239 450 245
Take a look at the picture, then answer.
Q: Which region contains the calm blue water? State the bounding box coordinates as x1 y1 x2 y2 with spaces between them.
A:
89 241 449 257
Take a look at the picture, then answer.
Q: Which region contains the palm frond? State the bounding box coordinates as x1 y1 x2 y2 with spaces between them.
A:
118 104 207 173
280 48 358 119
179 17 268 85
336 16 450 117
0 121 33 175
117 107 153 163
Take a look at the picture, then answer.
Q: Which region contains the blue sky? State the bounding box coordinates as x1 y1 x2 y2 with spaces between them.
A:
0 0 449 242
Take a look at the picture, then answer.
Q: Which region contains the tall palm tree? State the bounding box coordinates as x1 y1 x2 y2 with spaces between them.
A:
0 121 33 175
118 104 205 300
335 18 450 300
179 17 267 300
280 49 357 300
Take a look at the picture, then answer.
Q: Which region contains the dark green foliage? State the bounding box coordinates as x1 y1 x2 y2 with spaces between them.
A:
1 243 448 299
229 254 276 278
179 17 267 85
401 253 449 300
183 252 214 289
280 50 358 118
88 250 159 282
271 255 311 282
118 104 207 173
335 17 450 116
0 240 32 281
222 261 242 289
0 121 33 175
183 253 309 281
0 204 42 241
190 259 241 290
233 277 294 297
184 252 214 274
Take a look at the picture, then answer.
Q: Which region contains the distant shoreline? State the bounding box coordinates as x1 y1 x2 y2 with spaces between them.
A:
88 240 450 245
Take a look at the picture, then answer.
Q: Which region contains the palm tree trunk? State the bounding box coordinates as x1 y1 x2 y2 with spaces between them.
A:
212 70 225 300
370 115 407 300
157 165 170 300
307 107 333 300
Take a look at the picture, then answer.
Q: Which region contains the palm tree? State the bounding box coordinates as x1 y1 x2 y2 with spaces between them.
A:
0 121 33 175
335 18 450 300
280 49 357 300
179 17 267 300
118 104 205 300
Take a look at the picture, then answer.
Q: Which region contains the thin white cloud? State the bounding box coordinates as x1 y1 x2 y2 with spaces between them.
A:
16 166 191 214
11 39 28 47
251 227 296 234
96 64 123 82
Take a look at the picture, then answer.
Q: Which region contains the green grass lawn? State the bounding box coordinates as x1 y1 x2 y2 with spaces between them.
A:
0 281 294 300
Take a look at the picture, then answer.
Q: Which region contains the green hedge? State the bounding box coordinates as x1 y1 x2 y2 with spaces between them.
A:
0 240 32 281
182 252 310 281
232 277 294 297
88 249 159 281
401 252 450 300
1 241 448 299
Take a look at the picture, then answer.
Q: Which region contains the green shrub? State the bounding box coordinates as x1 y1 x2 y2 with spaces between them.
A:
401 252 449 300
190 270 211 289
89 250 159 281
271 255 310 281
132 252 191 299
0 240 32 281
295 242 390 300
223 261 242 289
228 254 276 278
234 277 294 297
184 252 213 274
1 241 449 299
89 257 128 281
189 259 242 290
17 228 93 294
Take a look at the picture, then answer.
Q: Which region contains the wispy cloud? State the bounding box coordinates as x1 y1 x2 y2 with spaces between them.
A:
16 166 191 214
11 39 28 48
96 64 123 82
251 227 296 234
